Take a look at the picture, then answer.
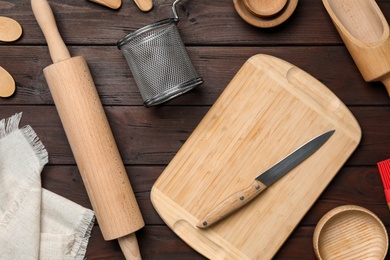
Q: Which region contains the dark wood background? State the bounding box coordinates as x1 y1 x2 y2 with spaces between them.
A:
1 0 390 259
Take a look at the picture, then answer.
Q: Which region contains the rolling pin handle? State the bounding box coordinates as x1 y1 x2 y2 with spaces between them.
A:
31 0 71 63
118 233 142 260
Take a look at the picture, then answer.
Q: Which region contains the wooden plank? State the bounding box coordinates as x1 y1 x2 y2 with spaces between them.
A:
79 168 390 256
92 224 388 259
87 225 207 259
0 0 389 46
41 165 389 224
40 164 389 259
83 180 390 259
0 46 389 105
87 225 390 259
0 105 389 166
86 165 390 259
0 0 349 45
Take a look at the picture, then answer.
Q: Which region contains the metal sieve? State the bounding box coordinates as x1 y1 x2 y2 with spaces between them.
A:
117 0 203 107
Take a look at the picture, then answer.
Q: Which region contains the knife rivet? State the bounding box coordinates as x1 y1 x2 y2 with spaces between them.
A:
240 196 245 200
203 222 208 226
255 185 260 190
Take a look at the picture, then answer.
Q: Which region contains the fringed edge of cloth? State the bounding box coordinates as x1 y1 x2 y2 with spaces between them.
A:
0 112 48 168
69 210 95 260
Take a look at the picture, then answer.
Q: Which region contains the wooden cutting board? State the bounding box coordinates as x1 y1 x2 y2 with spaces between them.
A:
151 54 361 259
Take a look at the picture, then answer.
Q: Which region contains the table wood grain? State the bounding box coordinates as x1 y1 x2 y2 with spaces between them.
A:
1 0 389 259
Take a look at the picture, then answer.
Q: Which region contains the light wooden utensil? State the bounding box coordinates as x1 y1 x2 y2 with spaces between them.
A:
0 66 16 98
234 0 298 28
133 0 153 12
0 16 22 42
31 0 144 259
313 205 388 260
88 0 122 9
151 54 361 259
323 0 390 96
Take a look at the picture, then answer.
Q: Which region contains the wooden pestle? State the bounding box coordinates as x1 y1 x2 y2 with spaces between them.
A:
31 0 144 258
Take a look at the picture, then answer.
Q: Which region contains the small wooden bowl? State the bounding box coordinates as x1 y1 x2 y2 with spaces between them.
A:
313 205 388 260
233 0 298 28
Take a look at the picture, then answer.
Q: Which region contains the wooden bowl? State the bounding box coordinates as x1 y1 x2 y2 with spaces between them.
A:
313 205 388 260
233 0 298 28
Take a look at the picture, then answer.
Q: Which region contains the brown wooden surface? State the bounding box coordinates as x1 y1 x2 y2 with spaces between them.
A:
1 0 390 259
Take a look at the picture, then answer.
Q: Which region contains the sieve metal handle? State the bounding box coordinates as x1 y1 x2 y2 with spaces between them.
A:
172 0 183 20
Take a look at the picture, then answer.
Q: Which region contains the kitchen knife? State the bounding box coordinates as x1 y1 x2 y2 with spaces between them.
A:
197 129 335 228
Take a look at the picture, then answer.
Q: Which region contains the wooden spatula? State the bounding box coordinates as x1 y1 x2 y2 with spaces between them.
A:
323 0 390 96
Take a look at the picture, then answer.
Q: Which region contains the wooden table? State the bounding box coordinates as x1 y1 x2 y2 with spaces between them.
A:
1 0 389 259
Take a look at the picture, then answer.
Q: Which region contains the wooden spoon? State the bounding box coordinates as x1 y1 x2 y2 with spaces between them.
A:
0 16 22 42
0 66 16 98
133 0 153 12
87 0 122 9
323 0 390 96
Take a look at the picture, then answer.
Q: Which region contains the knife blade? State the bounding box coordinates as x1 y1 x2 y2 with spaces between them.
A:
197 130 335 228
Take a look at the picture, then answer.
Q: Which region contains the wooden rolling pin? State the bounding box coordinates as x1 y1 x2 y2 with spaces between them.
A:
31 0 144 258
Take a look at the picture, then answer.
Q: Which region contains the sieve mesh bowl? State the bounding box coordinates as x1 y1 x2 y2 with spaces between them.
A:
118 18 203 107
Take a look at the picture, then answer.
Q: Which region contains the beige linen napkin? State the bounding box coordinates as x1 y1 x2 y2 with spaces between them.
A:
0 113 95 259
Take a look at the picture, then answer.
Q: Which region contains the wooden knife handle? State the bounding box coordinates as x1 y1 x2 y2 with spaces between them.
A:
31 0 71 63
197 180 267 228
